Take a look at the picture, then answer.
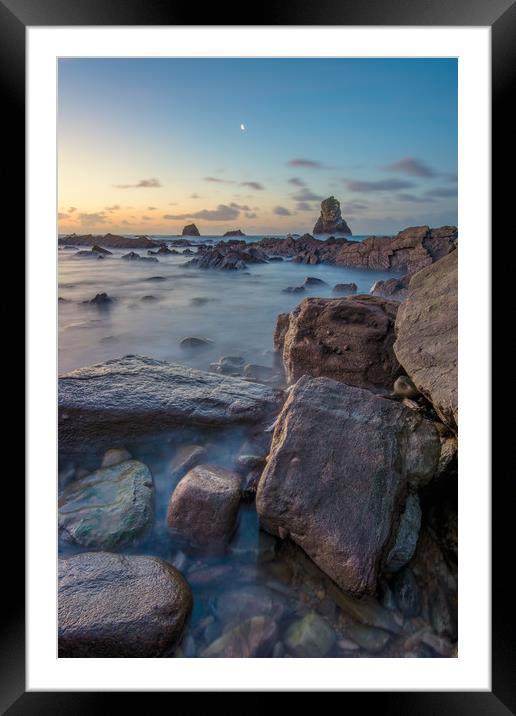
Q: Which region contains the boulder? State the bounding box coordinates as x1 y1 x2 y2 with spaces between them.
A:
284 613 337 657
303 276 328 287
394 251 458 433
274 295 401 392
168 444 207 480
58 459 154 549
182 223 200 236
179 336 214 350
393 375 419 399
121 251 158 262
86 292 113 306
58 355 283 452
101 446 132 468
256 376 439 595
313 196 352 236
167 464 241 547
370 275 410 301
210 356 245 376
333 282 357 295
58 552 192 657
91 244 112 255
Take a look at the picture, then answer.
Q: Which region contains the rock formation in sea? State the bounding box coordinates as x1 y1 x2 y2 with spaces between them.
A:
313 196 352 236
223 229 246 237
182 223 200 236
58 233 159 249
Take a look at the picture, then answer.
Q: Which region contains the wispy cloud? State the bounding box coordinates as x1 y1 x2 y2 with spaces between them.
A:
230 202 251 211
295 201 313 212
68 207 76 213
147 206 157 210
78 212 108 226
425 187 457 198
203 176 235 184
344 178 415 193
58 212 69 220
245 212 257 219
240 181 265 191
397 193 433 203
104 204 120 212
292 189 323 201
381 157 435 177
288 177 307 187
114 178 162 189
163 204 240 221
287 159 326 169
190 193 200 199
274 206 292 216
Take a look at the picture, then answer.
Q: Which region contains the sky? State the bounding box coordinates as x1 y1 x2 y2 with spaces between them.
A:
58 58 457 236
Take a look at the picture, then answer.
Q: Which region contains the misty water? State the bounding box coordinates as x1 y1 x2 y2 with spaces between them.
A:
58 238 453 658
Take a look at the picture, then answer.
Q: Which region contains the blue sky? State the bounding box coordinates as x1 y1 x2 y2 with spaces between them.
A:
58 58 457 235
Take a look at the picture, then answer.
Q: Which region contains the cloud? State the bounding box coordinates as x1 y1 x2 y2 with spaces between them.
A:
274 206 292 216
425 187 457 198
78 212 108 226
245 212 257 219
292 189 323 201
230 202 251 211
381 157 435 177
397 193 433 203
341 201 368 212
446 172 458 183
344 178 415 193
203 176 235 184
288 177 306 187
163 204 240 221
141 216 152 221
147 206 157 210
68 207 76 213
287 159 326 169
295 201 313 212
58 212 68 220
104 204 120 212
190 193 200 199
240 181 265 191
114 178 162 189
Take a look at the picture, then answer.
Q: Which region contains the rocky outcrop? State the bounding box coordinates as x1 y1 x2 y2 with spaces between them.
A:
167 464 241 548
58 552 192 657
121 251 158 262
59 356 283 452
223 229 246 237
256 376 440 596
370 274 411 301
182 223 200 236
313 196 352 236
334 226 457 273
58 233 159 249
394 250 458 433
58 459 154 549
186 243 268 271
91 245 112 255
274 295 401 392
333 282 357 295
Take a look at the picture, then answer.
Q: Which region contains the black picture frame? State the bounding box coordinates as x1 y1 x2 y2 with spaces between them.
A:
4 0 508 709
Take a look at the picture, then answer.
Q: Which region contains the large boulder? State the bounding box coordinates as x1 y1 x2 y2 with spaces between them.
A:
334 225 457 273
59 355 283 452
313 196 352 236
58 459 154 549
394 251 458 433
166 464 241 548
58 552 192 657
274 295 401 392
256 376 440 596
182 223 200 236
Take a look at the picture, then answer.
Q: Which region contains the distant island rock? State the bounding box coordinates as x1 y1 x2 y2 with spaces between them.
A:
313 196 352 236
182 223 200 237
223 229 246 237
58 233 159 249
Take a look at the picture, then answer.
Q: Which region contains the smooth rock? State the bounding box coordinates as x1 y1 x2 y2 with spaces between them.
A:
167 464 241 547
385 493 422 571
168 444 207 480
180 336 214 350
256 377 439 595
394 250 458 433
200 616 278 657
303 276 328 287
216 585 286 624
392 567 421 617
394 375 419 399
58 552 192 657
274 295 401 392
333 282 357 295
58 459 154 549
284 613 337 657
101 446 132 468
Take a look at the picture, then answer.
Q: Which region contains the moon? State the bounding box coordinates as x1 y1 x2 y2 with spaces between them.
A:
240 123 246 131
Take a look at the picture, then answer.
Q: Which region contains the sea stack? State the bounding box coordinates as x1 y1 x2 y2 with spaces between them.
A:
223 229 246 237
182 223 200 236
313 196 352 236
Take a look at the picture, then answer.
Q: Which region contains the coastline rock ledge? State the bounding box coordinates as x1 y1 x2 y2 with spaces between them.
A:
313 196 352 236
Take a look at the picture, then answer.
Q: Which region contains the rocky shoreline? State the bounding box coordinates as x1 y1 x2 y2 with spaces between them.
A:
58 232 458 658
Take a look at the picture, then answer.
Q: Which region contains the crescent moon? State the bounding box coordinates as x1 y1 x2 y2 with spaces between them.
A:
240 123 246 131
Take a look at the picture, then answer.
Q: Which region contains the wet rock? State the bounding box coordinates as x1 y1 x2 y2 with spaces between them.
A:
187 563 233 586
272 642 285 657
421 631 454 657
216 585 287 624
141 294 158 302
313 196 352 236
235 453 266 474
145 275 167 281
191 296 211 306
339 619 390 654
241 468 262 501
303 276 328 287
281 285 305 294
91 244 112 255
58 552 192 657
167 464 241 548
385 493 422 571
180 336 214 350
75 250 105 259
59 233 159 249
84 292 113 306
333 282 357 295
58 459 154 549
200 616 278 657
210 355 245 376
101 446 132 468
394 375 419 399
285 613 337 657
182 223 200 236
256 377 439 595
392 567 421 617
328 585 403 635
181 634 197 657
243 363 276 383
59 356 283 452
274 295 401 392
223 229 246 237
370 275 410 301
168 444 207 480
394 250 458 433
